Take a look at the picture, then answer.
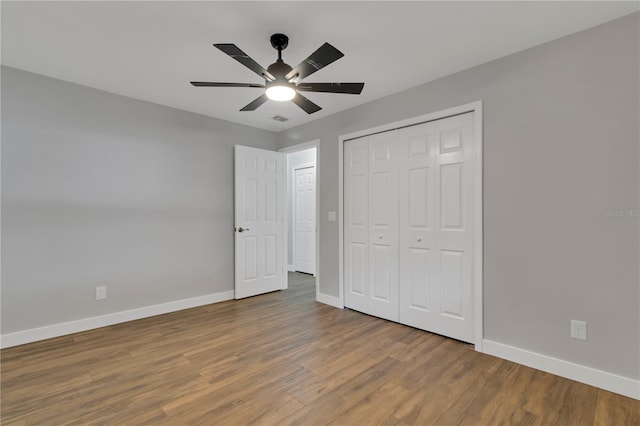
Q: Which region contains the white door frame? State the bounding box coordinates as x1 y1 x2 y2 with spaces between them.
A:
338 101 484 351
278 140 320 300
292 162 316 275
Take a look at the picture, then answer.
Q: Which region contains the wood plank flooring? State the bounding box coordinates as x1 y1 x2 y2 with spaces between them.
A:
1 272 638 425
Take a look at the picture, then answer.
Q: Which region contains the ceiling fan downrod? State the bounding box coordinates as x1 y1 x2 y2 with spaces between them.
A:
270 33 289 62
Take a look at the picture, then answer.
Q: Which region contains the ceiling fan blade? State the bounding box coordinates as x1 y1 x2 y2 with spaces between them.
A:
191 82 265 88
214 44 275 81
286 43 344 82
240 93 269 111
296 82 364 94
291 93 322 114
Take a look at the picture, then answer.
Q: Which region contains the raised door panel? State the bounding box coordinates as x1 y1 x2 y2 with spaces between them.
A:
440 163 464 230
243 236 258 282
264 179 277 223
408 247 431 310
439 250 464 318
349 242 367 297
264 234 278 277
243 178 258 223
344 139 369 313
295 171 306 267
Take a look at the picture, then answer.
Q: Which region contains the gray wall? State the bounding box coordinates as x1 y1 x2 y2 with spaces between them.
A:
286 148 317 268
1 66 277 333
277 13 639 379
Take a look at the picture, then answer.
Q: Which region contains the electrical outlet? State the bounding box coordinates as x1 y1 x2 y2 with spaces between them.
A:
96 286 107 300
571 320 587 340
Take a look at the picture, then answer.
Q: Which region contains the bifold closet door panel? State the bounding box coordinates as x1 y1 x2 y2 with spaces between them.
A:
433 113 475 342
398 123 437 330
368 131 399 322
344 138 370 313
398 112 475 343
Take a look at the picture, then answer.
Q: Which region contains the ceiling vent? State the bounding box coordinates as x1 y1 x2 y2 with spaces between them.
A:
272 115 289 122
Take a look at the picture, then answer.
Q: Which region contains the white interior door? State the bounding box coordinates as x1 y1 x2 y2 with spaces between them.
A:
294 166 316 274
399 112 475 342
234 145 285 299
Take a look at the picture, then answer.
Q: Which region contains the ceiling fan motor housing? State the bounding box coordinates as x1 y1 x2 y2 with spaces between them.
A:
267 61 293 83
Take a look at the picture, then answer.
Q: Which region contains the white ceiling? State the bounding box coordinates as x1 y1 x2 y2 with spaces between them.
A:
2 1 637 131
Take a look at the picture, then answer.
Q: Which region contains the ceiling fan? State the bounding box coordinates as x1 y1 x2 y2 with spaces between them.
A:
190 34 364 114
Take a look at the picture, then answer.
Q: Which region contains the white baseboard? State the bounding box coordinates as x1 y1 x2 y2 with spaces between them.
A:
316 291 343 309
482 339 640 400
287 264 295 272
0 290 235 349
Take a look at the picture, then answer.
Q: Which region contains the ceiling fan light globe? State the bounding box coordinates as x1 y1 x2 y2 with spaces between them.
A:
266 85 296 101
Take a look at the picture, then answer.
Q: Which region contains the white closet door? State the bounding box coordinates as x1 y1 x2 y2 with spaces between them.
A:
368 131 399 321
399 112 475 343
344 138 369 313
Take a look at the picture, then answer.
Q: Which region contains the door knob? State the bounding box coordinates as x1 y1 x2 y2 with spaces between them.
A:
378 234 383 239
417 237 422 242
236 227 250 233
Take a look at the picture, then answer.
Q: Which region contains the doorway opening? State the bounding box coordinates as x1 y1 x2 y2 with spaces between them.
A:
279 141 319 298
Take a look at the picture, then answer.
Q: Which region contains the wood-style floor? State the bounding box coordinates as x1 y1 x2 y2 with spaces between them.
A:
1 273 638 425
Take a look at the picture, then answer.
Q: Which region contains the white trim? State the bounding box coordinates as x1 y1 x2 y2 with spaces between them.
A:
340 102 481 142
292 163 315 169
338 129 345 309
278 140 319 153
316 291 343 309
282 151 288 290
338 101 484 347
472 103 484 352
0 290 234 349
287 264 295 272
483 339 640 400
278 140 320 302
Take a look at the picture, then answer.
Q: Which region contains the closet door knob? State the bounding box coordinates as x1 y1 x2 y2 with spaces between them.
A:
378 234 383 240
417 237 422 242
